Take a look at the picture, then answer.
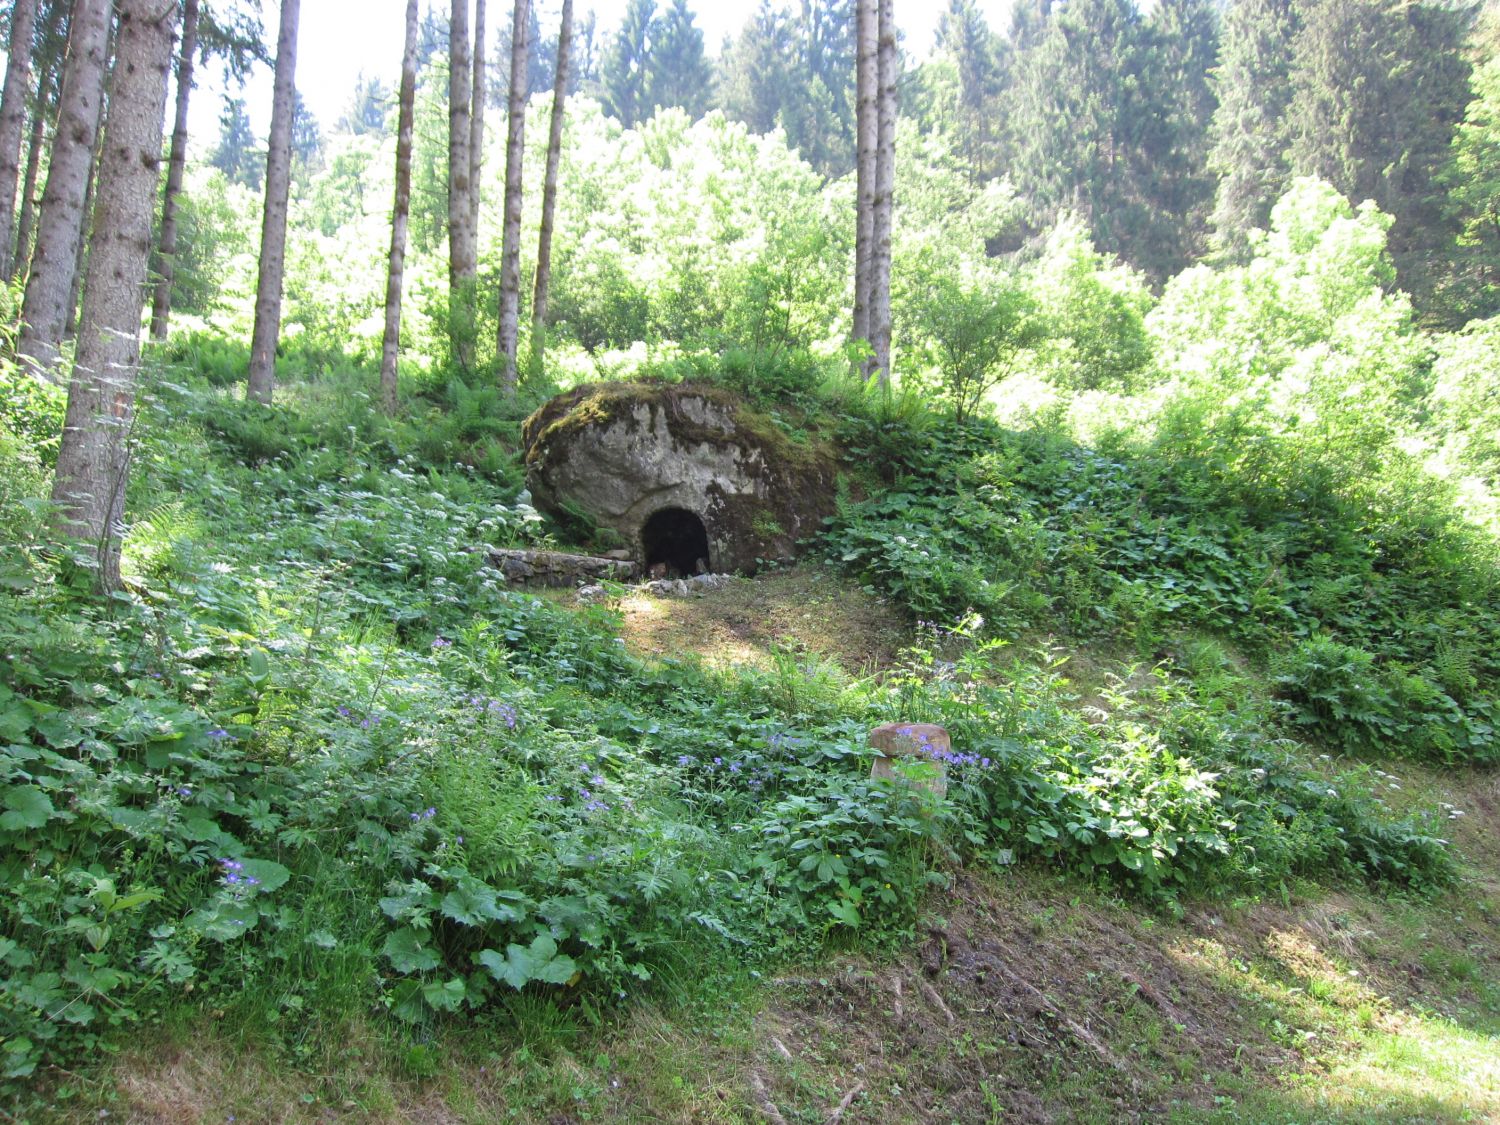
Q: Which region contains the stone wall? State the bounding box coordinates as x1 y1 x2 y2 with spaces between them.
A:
487 548 639 588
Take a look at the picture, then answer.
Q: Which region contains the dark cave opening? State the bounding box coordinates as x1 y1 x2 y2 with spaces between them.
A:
642 507 711 577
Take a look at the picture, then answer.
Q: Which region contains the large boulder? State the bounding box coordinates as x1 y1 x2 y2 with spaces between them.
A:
522 382 839 575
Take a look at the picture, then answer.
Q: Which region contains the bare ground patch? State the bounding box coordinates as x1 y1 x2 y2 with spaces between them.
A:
606 565 911 674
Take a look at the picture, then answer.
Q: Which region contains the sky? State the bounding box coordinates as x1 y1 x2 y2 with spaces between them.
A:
190 0 1014 147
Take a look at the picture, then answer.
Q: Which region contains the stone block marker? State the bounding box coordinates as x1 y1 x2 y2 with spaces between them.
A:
868 722 950 800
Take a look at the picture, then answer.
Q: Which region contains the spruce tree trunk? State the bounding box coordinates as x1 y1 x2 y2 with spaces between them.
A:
246 0 300 406
12 82 48 279
852 0 877 349
529 0 571 377
869 0 896 387
149 0 200 341
17 0 111 381
447 0 475 370
64 86 108 339
50 0 179 590
469 0 486 237
380 0 420 415
0 0 41 279
497 0 530 393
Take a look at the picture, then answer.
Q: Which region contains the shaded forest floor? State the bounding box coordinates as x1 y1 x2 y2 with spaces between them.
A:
57 570 1500 1124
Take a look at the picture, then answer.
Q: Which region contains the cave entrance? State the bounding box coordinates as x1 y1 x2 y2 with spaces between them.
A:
642 507 711 577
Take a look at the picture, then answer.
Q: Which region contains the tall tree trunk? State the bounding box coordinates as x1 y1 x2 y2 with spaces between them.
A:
149 0 200 341
50 0 179 591
852 0 876 349
12 81 49 280
529 0 571 377
17 0 110 381
380 0 420 416
65 81 108 339
246 0 301 406
469 0 486 238
869 0 897 387
497 0 530 393
0 0 41 279
447 0 475 370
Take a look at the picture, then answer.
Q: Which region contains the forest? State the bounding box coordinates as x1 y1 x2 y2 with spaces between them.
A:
1 0 1499 1120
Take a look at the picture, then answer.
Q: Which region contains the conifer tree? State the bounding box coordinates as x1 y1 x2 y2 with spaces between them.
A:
0 0 41 278
1284 0 1470 302
1142 0 1219 268
150 0 203 340
209 96 261 187
600 0 651 127
246 0 301 405
531 0 572 375
447 0 476 371
646 0 711 118
935 0 1008 181
1445 54 1500 315
1205 0 1297 257
16 0 110 379
1006 0 1163 270
497 0 530 391
381 0 421 415
719 2 792 136
50 0 180 589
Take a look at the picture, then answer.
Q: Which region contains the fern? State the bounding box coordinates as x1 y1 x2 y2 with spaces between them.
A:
122 501 204 584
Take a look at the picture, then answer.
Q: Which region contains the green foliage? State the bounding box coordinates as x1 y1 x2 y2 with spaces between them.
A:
165 167 259 318
823 406 1500 765
1426 316 1500 527
1029 220 1156 392
1445 58 1500 319
902 257 1045 421
0 360 65 468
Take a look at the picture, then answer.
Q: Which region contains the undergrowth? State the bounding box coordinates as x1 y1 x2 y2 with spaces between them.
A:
0 367 1463 1113
824 412 1500 765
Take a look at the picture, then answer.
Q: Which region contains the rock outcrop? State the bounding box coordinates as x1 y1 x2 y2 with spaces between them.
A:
522 382 839 575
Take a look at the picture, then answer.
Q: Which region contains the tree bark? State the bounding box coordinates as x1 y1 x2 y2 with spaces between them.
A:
497 0 530 393
17 0 111 381
529 0 571 378
0 0 41 279
12 78 49 279
50 0 179 590
869 0 897 387
447 0 475 370
469 0 486 237
65 71 109 340
852 0 876 349
149 0 200 341
380 0 420 416
246 0 300 405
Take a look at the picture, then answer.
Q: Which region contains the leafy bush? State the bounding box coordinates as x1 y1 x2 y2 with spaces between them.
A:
0 360 65 468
